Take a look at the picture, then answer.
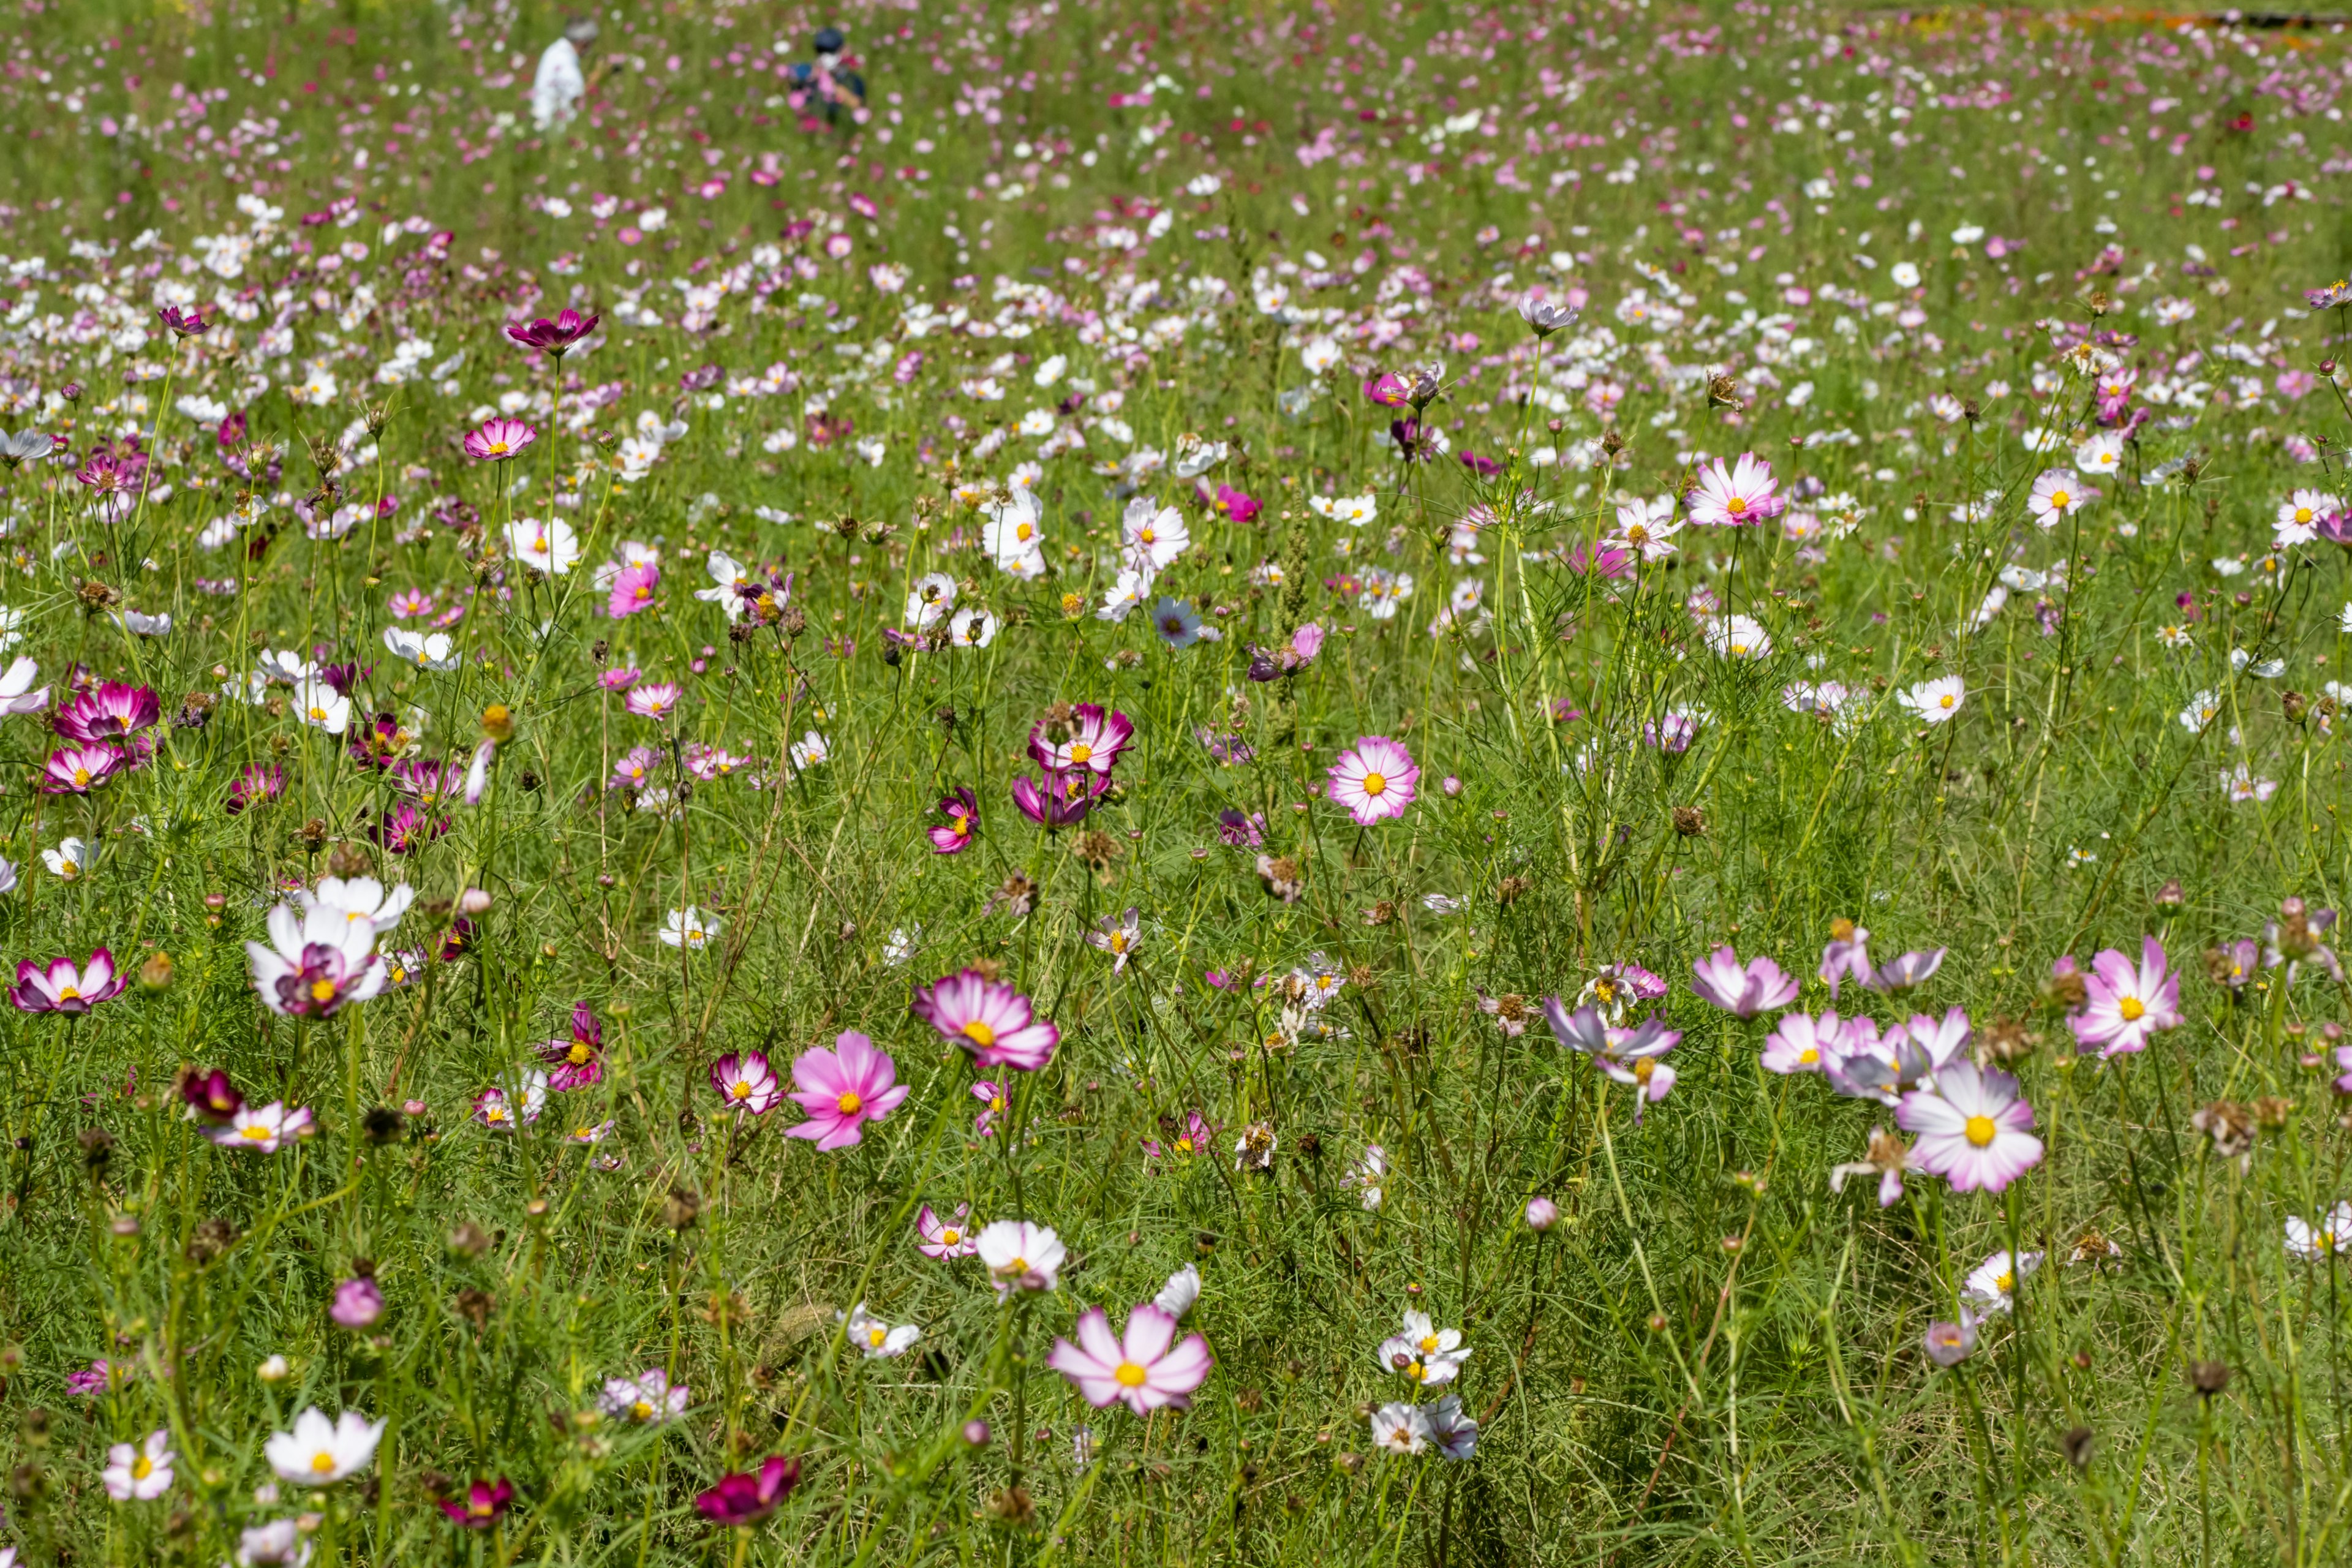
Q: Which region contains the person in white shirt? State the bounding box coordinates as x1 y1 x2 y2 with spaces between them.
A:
532 17 601 134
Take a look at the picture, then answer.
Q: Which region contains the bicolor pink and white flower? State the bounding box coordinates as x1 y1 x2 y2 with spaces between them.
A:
1685 452 1783 526
2069 937 2182 1058
210 1101 315 1153
10 949 128 1013
101 1430 175 1502
1327 735 1419 826
910 968 1060 1071
709 1050 785 1115
915 1202 978 1259
976 1219 1065 1297
246 902 386 1018
1761 1010 1849 1075
1048 1302 1213 1414
784 1030 910 1150
1897 1061 2043 1194
1027 703 1134 775
1689 945 1800 1017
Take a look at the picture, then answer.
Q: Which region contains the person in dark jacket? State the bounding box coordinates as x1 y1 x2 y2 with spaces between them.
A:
785 27 865 124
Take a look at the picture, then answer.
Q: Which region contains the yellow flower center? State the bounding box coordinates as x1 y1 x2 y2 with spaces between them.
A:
1016 521 1034 541
132 1457 153 1480
311 1452 337 1474
2052 491 2070 508
1109 932 1128 952
941 1228 960 1246
1798 1047 1817 1065
962 1020 997 1049
568 1042 592 1065
72 767 91 786
1939 693 1956 709
868 1327 888 1348
1362 771 1387 796
836 1090 864 1115
1995 1271 2014 1293
243 1123 271 1140
2297 507 2313 524
1069 742 1093 764
1115 1361 1148 1387
1632 1058 1656 1084
730 1081 752 1101
1139 527 1156 543
1406 1363 1427 1381
1419 1335 1439 1354
2118 997 2144 1022
1964 1115 1997 1148
309 706 328 722
310 979 337 1003
1173 1138 1193 1155
58 986 80 1001
1726 496 1747 515
631 1400 654 1420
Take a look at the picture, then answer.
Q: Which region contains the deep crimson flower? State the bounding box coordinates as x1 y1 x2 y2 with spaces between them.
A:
157 304 209 338
694 1457 801 1526
440 1478 514 1529
178 1066 245 1126
53 682 159 742
369 802 450 856
1458 450 1502 478
505 308 600 357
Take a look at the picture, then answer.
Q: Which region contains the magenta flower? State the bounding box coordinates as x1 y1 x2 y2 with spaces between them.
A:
462 418 537 462
606 559 661 619
1047 1302 1213 1415
537 1001 605 1090
42 742 129 794
694 1457 800 1527
180 1067 244 1125
610 746 661 791
1027 704 1134 775
440 1478 514 1529
12 949 128 1013
916 1202 978 1259
1326 735 1419 826
1685 452 1784 526
785 1030 910 1150
624 681 681 720
330 1276 384 1329
1689 945 1800 1017
2069 937 2182 1058
929 787 979 853
910 968 1060 1071
54 682 160 742
227 761 287 815
709 1051 785 1114
1011 766 1107 828
1207 483 1262 524
599 665 642 692
1897 1060 2043 1194
505 307 600 357
157 303 210 337
1363 371 1412 407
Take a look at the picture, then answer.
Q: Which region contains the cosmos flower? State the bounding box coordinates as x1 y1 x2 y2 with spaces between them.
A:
505 517 581 576
693 1457 801 1526
1923 1313 1979 1367
915 1202 978 1259
1761 1010 1849 1075
2285 1203 2352 1260
42 742 129 794
1897 1061 2043 1194
464 417 538 462
2026 469 2095 529
439 1479 514 1530
1027 703 1134 775
505 307 599 356
910 968 1060 1071
843 1303 922 1359
1898 676 1966 725
1961 1249 2044 1315
1370 1402 1433 1455
2069 937 2181 1058
101 1429 175 1502
600 1369 689 1425
1049 1302 1214 1414
264 1408 385 1486
976 1218 1066 1297
210 1101 315 1153
11 949 129 1013
53 681 159 742
1689 945 1800 1017
929 786 979 853
708 1050 784 1115
1085 907 1143 971
1327 734 1419 825
1376 1310 1471 1388
1686 451 1783 526
659 907 719 949
537 1001 605 1090
784 1031 910 1150
246 902 386 1018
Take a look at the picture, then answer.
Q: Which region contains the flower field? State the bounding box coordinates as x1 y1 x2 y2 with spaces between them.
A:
2 0 2352 1562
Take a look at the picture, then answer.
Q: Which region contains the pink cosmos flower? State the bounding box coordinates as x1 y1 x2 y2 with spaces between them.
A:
463 418 537 462
330 1277 384 1329
599 665 643 692
624 681 681 720
929 786 979 853
785 1030 911 1150
607 559 661 619
12 949 128 1013
505 307 600 357
610 747 661 790
2069 936 2181 1058
388 589 436 620
209 1101 315 1153
53 682 160 742
709 1051 785 1114
910 968 1061 1071
1897 1060 2043 1194
1819 921 1872 999
1593 1018 1681 1121
1760 1010 1849 1075
916 1202 979 1259
43 742 129 794
536 1001 604 1090
1047 1302 1213 1415
1326 735 1419 826
971 1079 1009 1136
1688 945 1800 1017
1685 452 1783 527
1027 704 1134 775
1011 766 1107 827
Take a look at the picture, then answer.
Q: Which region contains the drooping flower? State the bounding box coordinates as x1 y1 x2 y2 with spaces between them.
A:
329 1276 383 1329
910 968 1060 1071
976 1219 1066 1297
1688 945 1800 1017
101 1429 175 1502
1155 1264 1203 1319
1923 1313 1979 1367
709 1051 784 1115
1050 1302 1214 1415
264 1408 386 1486
11 949 128 1013
1858 946 1945 994
1897 1061 2044 1194
785 1031 910 1150
1828 1127 1912 1207
2069 937 2182 1058
1011 765 1107 827
693 1457 801 1526
1327 735 1419 826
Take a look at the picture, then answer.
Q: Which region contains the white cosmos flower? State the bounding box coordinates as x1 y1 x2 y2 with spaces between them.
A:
1898 675 1966 724
263 1408 385 1487
790 731 831 769
298 875 415 934
43 837 89 880
291 680 352 735
504 518 581 576
842 1302 922 1359
0 655 48 714
380 625 458 671
659 907 719 950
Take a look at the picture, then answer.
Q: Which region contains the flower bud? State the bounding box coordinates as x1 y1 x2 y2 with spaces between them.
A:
1524 1196 1559 1232
480 704 514 743
137 952 173 991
